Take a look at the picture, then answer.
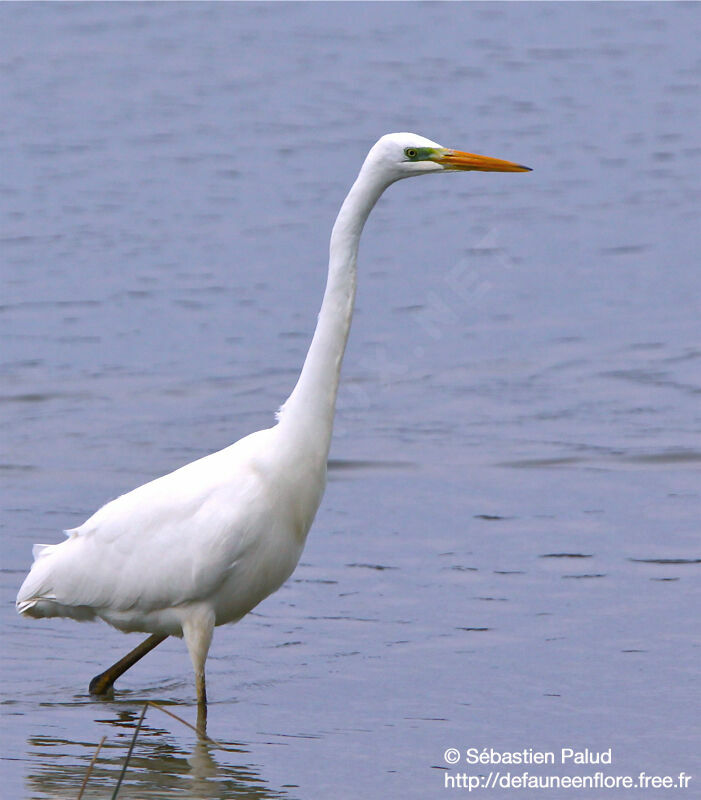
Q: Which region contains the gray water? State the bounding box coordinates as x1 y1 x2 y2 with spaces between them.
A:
1 2 699 798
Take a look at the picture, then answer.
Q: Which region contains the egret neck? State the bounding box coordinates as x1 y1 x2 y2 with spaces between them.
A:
277 156 391 459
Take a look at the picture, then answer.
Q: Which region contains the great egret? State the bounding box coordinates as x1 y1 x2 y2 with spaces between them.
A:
17 133 530 729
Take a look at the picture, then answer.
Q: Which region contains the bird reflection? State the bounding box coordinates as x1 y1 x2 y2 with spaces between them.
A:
26 706 291 799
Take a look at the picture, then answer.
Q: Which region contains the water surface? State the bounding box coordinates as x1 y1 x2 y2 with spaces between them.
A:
1 3 699 798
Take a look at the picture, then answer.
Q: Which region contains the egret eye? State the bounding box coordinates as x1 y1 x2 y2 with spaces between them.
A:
404 148 418 159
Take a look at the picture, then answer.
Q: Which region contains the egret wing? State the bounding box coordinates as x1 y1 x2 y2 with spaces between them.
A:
17 430 273 619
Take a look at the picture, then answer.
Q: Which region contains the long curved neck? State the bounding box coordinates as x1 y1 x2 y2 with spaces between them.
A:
277 162 391 459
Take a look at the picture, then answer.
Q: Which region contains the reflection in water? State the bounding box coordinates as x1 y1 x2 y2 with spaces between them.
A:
26 706 293 799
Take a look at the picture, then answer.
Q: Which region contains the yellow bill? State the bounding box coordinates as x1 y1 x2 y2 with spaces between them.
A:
436 149 531 172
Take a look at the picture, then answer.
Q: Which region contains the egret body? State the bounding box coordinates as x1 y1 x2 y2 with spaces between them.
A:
17 133 530 728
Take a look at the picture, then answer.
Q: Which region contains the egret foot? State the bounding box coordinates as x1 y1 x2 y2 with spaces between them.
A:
89 633 168 696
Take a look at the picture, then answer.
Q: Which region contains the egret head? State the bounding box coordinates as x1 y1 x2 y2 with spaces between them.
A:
366 132 531 183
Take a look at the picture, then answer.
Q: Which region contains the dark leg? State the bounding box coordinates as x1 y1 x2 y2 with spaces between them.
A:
195 669 207 734
89 633 168 696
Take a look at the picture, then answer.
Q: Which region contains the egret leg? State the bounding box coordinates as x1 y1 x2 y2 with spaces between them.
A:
182 606 215 734
195 670 207 733
89 633 168 696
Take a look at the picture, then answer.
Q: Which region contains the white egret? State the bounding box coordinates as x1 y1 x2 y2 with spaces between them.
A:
17 133 530 729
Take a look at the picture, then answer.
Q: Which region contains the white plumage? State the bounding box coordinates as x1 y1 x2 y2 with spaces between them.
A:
19 429 313 630
17 133 530 726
